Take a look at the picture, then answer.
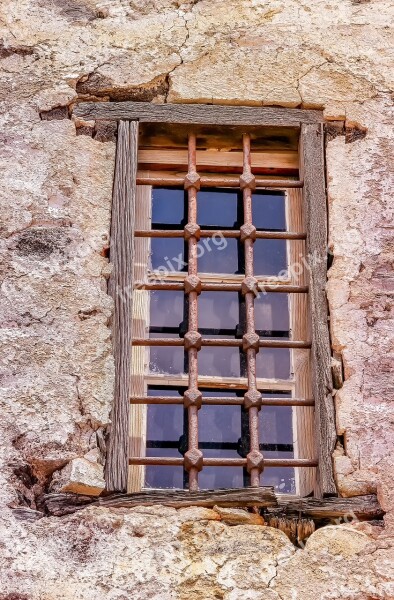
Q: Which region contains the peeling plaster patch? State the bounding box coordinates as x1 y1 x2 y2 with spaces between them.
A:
14 228 72 260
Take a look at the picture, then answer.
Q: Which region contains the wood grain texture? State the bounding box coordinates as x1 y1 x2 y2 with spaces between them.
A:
300 123 337 497
287 188 315 496
128 185 152 492
44 491 383 522
74 101 323 126
106 120 139 492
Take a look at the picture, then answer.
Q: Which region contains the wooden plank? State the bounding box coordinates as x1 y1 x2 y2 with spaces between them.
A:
74 101 324 126
106 120 139 492
138 148 298 174
144 373 294 391
128 185 152 492
287 188 315 496
44 491 383 522
300 124 336 497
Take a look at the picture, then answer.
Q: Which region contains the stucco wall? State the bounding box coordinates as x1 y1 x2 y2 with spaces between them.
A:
0 0 393 598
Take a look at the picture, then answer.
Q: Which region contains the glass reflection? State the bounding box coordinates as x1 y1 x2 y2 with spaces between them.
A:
198 189 238 228
256 348 291 379
254 239 287 276
252 191 286 231
152 188 185 226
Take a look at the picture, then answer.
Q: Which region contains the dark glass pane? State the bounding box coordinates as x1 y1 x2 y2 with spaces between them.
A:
255 293 289 334
253 239 287 276
152 187 185 226
199 344 241 378
256 348 291 379
199 467 243 489
146 404 183 456
148 334 184 375
199 405 240 450
198 189 238 228
198 238 239 274
262 464 295 494
198 291 239 333
260 406 293 446
150 238 186 272
252 190 286 230
149 290 184 330
145 463 184 489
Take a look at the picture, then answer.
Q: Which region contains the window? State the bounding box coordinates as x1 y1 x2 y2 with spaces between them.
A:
75 102 336 498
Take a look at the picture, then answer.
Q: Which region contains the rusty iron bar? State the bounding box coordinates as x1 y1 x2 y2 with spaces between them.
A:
184 132 201 492
129 457 318 467
133 338 311 349
136 282 308 293
135 229 306 240
241 133 262 487
136 173 303 188
130 396 315 406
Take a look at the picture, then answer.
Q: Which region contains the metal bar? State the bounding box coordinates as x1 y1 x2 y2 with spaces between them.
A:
136 174 303 188
133 338 311 349
135 229 306 240
131 396 315 406
129 457 318 467
137 282 309 293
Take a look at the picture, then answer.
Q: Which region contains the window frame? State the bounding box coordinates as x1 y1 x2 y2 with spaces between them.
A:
74 102 336 498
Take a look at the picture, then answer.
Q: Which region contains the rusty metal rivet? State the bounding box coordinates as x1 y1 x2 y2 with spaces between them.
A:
240 223 257 242
239 173 256 190
244 389 262 410
184 331 202 350
184 275 202 294
184 388 203 409
184 223 201 240
247 450 264 473
241 276 258 296
242 332 260 352
184 172 201 190
184 448 203 471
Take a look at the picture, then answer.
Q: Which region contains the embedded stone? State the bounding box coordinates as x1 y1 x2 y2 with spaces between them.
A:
244 389 262 409
241 276 258 296
184 222 201 240
242 332 260 351
184 331 202 350
184 388 203 408
240 223 257 242
184 274 202 294
184 448 204 471
184 172 201 190
50 458 105 496
239 172 256 190
247 450 265 473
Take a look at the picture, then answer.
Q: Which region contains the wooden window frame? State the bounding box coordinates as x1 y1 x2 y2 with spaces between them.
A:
75 102 336 498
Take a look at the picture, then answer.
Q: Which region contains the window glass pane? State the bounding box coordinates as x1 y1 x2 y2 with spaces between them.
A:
199 344 241 378
150 238 186 272
145 463 184 489
262 464 295 494
149 290 184 331
199 467 243 489
148 334 184 375
198 291 239 333
260 406 293 446
198 189 238 228
254 239 287 276
252 191 286 230
198 238 239 274
255 293 289 334
256 348 291 379
152 187 185 226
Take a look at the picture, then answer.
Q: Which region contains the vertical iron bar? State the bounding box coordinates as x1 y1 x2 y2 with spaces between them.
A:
241 134 264 487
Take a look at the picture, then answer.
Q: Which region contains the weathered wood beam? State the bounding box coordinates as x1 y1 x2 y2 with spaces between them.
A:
300 123 337 497
74 101 323 126
105 120 138 492
43 490 383 523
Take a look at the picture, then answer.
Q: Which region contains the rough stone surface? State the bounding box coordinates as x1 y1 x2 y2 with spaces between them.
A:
0 0 393 597
50 457 105 496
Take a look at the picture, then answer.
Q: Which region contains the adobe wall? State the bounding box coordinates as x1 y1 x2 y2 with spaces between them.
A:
0 1 393 598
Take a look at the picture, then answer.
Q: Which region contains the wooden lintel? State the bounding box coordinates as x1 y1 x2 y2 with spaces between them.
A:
74 101 324 126
43 490 383 523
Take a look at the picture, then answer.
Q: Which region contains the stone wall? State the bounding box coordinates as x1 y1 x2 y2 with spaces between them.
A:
0 0 393 597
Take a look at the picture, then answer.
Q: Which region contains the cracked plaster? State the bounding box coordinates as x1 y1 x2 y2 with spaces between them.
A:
0 0 393 598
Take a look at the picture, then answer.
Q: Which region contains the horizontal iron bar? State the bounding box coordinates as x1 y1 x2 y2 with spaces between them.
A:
135 229 306 240
129 457 318 467
130 396 315 406
137 174 303 188
136 282 309 293
74 101 323 126
133 338 311 349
